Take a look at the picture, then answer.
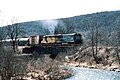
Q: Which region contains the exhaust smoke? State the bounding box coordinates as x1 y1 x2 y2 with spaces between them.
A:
41 20 58 34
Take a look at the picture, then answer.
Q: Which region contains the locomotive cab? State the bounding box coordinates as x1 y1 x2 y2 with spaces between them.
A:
61 33 82 44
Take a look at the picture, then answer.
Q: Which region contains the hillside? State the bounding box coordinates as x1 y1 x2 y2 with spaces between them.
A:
0 21 51 38
63 11 120 32
1 10 120 44
56 11 120 46
17 21 50 36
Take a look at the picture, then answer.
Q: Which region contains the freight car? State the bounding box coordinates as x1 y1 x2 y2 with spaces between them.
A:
0 37 29 46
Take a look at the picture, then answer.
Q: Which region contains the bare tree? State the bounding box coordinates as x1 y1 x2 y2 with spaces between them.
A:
91 25 99 64
111 18 120 64
91 25 95 62
89 21 101 64
6 18 25 52
0 15 28 80
0 10 5 54
115 22 120 64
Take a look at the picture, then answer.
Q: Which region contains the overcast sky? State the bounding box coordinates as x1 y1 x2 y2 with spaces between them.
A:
0 0 120 26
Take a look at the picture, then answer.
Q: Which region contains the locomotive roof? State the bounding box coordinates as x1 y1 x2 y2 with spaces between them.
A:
43 34 62 37
43 33 81 38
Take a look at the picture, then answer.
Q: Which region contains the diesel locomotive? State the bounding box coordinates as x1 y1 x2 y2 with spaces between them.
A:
29 33 83 45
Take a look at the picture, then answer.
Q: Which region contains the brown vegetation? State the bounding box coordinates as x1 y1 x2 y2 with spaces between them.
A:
0 45 72 80
11 54 72 80
64 46 120 71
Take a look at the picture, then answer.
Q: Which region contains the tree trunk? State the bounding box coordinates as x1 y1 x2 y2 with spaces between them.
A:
116 45 120 64
91 26 99 64
12 41 16 52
